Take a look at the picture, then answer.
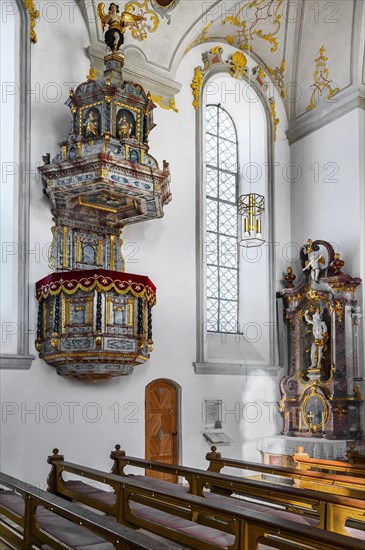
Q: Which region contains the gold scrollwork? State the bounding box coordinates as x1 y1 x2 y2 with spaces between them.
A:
124 0 160 41
229 51 248 79
191 67 204 110
334 404 347 420
269 97 279 142
306 45 340 112
185 21 213 54
223 0 284 53
149 94 178 113
24 0 39 43
266 59 286 98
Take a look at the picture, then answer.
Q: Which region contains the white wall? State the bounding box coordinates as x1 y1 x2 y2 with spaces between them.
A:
1 17 290 488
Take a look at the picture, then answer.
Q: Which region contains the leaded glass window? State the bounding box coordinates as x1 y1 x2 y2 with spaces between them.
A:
205 105 238 333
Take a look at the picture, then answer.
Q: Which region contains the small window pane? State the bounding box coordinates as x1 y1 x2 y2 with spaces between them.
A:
219 203 237 236
206 134 218 166
220 173 236 202
220 301 238 333
207 266 219 297
219 236 238 268
219 139 237 172
206 199 218 232
206 168 218 198
206 232 218 265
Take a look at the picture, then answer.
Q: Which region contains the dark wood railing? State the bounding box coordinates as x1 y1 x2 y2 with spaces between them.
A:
294 448 365 476
201 445 365 495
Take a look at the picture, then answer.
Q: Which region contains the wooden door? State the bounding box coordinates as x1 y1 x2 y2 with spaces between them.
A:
145 379 179 482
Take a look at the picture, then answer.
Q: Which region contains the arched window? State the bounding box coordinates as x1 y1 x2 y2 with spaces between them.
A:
195 67 277 375
0 0 33 369
205 105 238 333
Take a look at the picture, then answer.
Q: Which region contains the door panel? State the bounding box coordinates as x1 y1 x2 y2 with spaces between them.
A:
145 380 179 482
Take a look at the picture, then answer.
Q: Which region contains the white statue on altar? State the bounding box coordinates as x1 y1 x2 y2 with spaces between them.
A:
303 253 325 282
304 308 328 369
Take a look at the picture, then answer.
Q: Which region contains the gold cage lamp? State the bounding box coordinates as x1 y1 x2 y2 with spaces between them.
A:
238 192 265 248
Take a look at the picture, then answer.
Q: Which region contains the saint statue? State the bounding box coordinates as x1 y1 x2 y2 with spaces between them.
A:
97 3 144 52
84 110 99 139
304 307 328 370
118 115 133 139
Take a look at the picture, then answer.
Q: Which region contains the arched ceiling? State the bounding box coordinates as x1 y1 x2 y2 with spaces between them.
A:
77 0 364 141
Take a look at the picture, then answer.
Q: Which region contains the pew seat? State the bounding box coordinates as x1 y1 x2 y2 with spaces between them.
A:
0 489 115 549
63 480 235 548
0 476 188 550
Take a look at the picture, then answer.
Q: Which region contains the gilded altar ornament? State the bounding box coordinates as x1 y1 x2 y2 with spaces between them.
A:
24 0 39 43
97 2 145 51
334 404 347 420
185 21 213 54
149 94 178 113
223 0 284 53
354 384 362 400
229 51 248 79
191 67 204 110
306 45 340 112
268 97 279 142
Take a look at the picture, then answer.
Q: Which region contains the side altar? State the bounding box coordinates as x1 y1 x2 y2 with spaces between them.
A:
277 239 363 441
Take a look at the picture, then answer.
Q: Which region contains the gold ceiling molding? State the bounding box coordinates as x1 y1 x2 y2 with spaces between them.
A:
229 51 248 79
266 59 286 98
185 21 213 54
306 45 340 112
191 47 280 142
269 97 279 142
124 0 160 40
223 0 284 53
191 46 223 110
24 0 39 43
149 94 179 113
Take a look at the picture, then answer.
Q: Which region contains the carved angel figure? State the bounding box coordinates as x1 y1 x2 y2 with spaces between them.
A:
303 253 325 283
97 3 144 52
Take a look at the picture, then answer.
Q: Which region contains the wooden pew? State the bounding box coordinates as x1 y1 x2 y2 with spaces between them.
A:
202 445 365 496
346 445 365 465
0 471 187 550
294 447 365 477
48 448 365 544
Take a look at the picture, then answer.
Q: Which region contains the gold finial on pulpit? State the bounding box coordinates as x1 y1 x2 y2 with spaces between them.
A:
97 2 144 52
87 67 98 81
